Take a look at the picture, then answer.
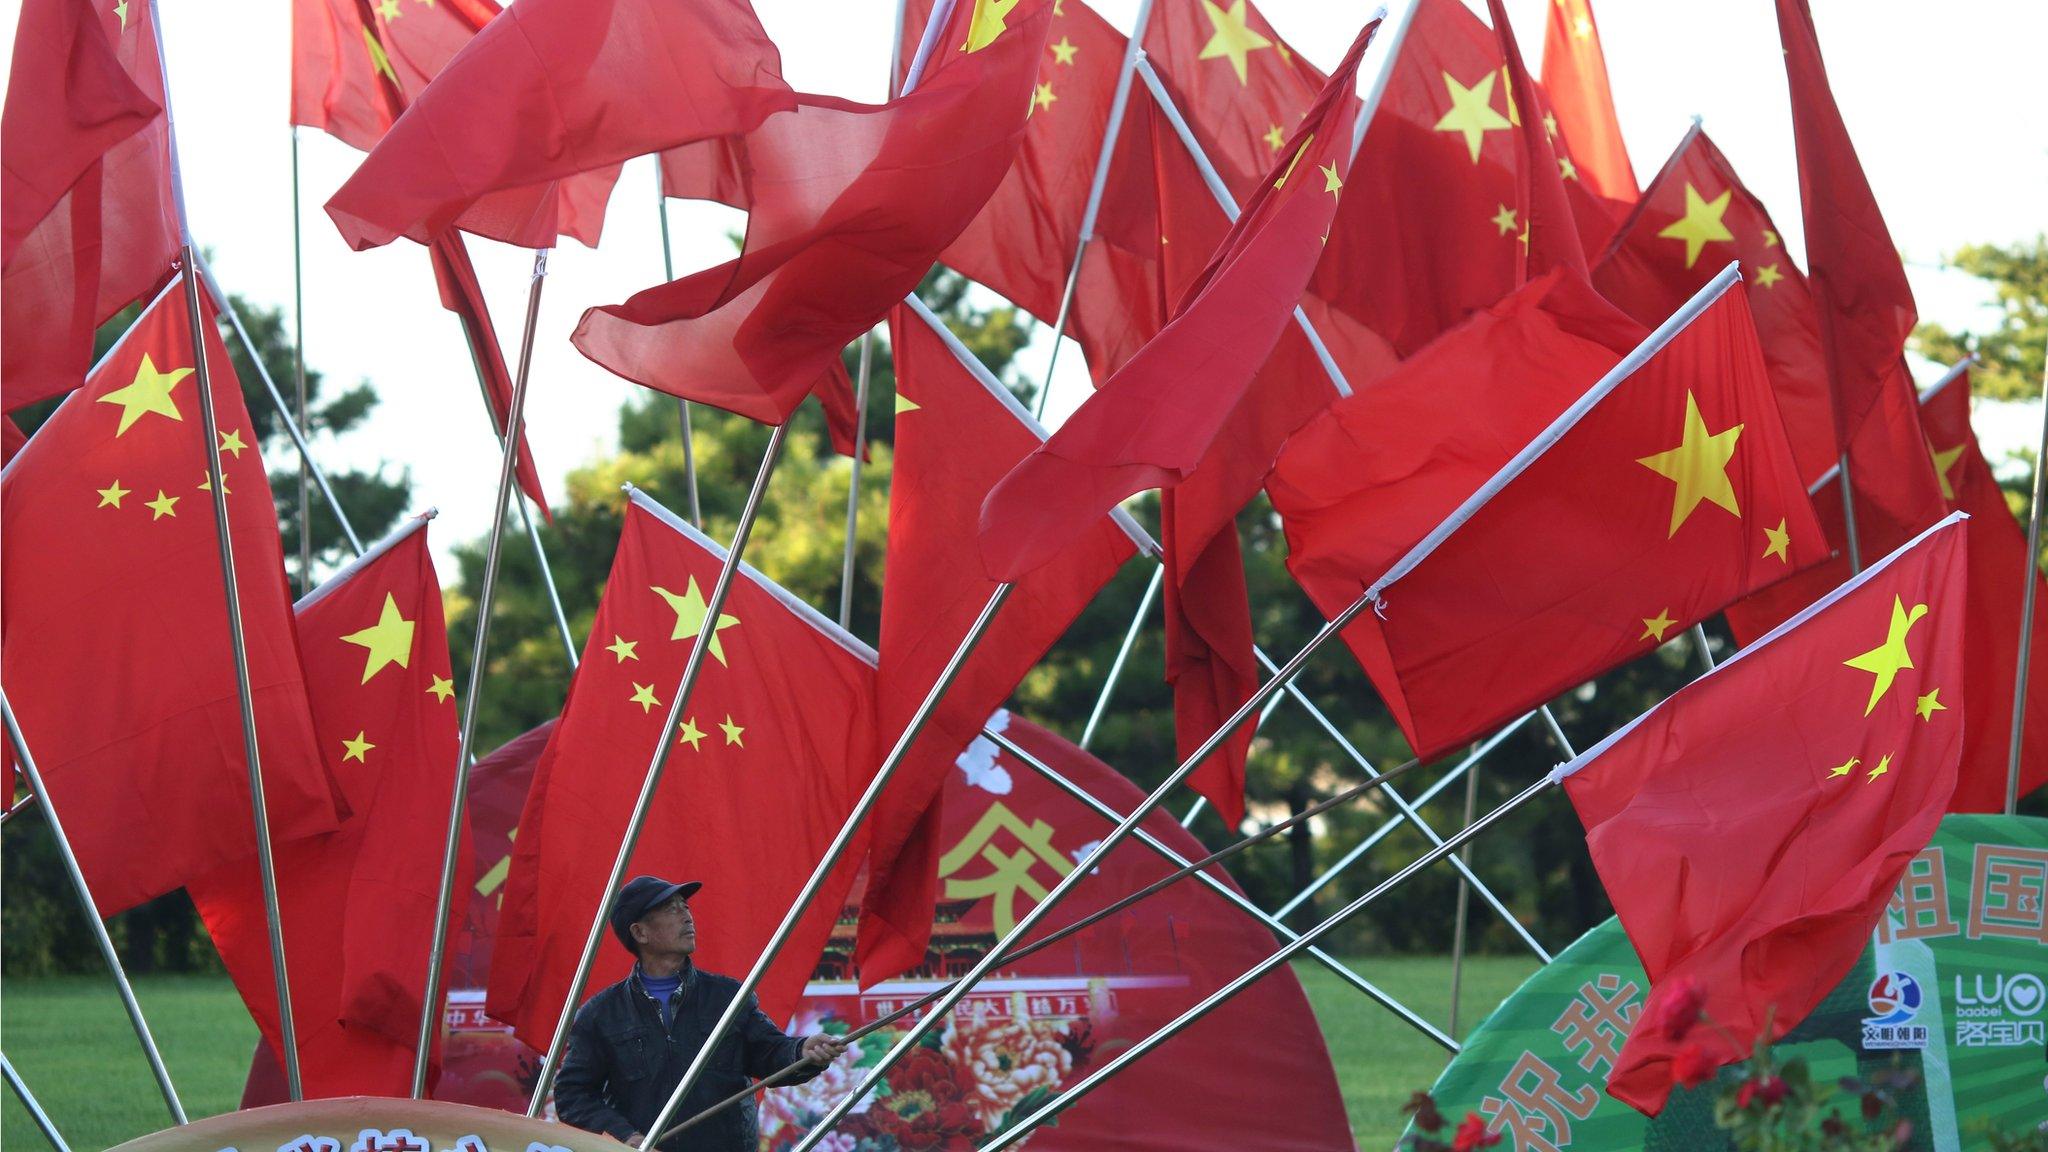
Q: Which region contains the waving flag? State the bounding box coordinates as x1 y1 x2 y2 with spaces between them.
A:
488 495 879 1038
1 274 338 913
1540 0 1637 203
189 517 468 1097
1140 0 1329 202
1559 513 1966 1113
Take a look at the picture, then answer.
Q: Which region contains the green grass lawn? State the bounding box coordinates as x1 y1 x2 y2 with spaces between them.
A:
2 957 1538 1151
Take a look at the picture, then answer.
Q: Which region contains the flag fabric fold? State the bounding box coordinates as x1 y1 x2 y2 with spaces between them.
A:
1 273 339 914
427 233 550 516
188 518 470 1096
1558 512 1968 1113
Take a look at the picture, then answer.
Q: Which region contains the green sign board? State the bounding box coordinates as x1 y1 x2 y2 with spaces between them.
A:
1423 814 2047 1150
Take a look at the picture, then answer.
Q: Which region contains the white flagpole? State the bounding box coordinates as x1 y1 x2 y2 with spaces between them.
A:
2009 365 2048 813
289 126 312 593
652 167 704 528
1 1053 71 1152
1078 565 1163 749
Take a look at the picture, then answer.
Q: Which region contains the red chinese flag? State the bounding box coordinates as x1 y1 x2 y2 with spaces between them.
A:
323 0 794 251
1 0 178 412
188 518 470 1097
853 305 1138 984
1269 272 1828 762
1139 0 1328 203
0 274 339 913
426 233 550 516
1486 0 1588 281
978 23 1371 582
1560 513 1967 1113
1540 0 1636 203
1917 373 2048 809
571 0 1054 427
487 496 880 1040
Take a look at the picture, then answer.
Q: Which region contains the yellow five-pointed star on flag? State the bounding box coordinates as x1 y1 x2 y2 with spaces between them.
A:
1867 752 1893 782
1656 184 1735 269
1490 204 1519 236
629 683 662 714
719 715 745 746
1929 442 1966 502
97 480 130 509
1763 518 1791 562
1636 391 1744 537
363 29 398 84
1844 595 1929 716
1032 81 1057 112
342 731 376 762
1640 609 1676 642
145 490 179 519
678 717 706 751
217 428 248 458
1752 262 1784 290
1319 162 1342 196
1434 71 1511 163
97 353 192 435
1827 756 1859 779
339 592 416 683
1264 123 1286 151
1198 0 1273 85
1049 35 1077 64
652 578 739 665
427 674 455 702
965 0 1021 53
1915 688 1946 721
606 635 640 662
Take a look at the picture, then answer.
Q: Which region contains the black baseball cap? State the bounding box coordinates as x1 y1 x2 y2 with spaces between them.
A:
609 875 703 953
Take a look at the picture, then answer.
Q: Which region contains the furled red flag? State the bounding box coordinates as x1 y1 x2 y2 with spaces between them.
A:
1916 371 2048 810
426 234 550 516
1268 270 1828 762
978 22 1371 582
1 0 178 412
853 304 1139 984
1594 127 1837 485
1558 512 1967 1113
1139 0 1328 203
0 273 339 913
1486 0 1587 281
487 494 880 1040
1540 0 1636 203
572 0 1055 428
188 517 470 1097
324 0 794 251
1775 0 1944 537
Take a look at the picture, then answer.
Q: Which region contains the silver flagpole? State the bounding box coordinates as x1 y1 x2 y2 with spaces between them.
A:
1078 564 1162 749
1691 623 1717 670
1033 0 1158 421
1 1053 71 1152
1348 0 1412 163
1445 760 1479 1038
413 249 551 1096
182 251 304 1099
991 729 1455 1050
524 422 793 1115
2 698 185 1124
653 167 703 528
1255 648 1550 961
1837 455 1863 574
840 331 874 629
2009 365 2048 813
289 126 312 593
978 779 1557 1152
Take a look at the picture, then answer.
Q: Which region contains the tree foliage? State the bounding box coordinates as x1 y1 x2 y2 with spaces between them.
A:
1913 235 2047 402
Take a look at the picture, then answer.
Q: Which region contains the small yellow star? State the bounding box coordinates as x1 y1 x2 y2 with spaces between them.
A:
113 0 128 28
1762 228 1779 247
1828 756 1859 779
606 635 640 662
1656 183 1735 269
1032 81 1057 112
1914 689 1946 721
217 428 248 458
1490 204 1519 236
1930 442 1966 502
1641 609 1677 642
719 715 745 746
1543 111 1558 138
895 393 920 414
1752 262 1784 289
1319 162 1343 196
1197 0 1272 85
1049 36 1077 65
1434 71 1511 163
97 353 192 436
375 0 400 18
1867 752 1893 782
629 683 662 714
678 717 706 751
1763 518 1791 562
96 480 130 509
340 592 416 683
1517 226 1530 249
197 470 230 494
145 490 179 519
427 674 455 702
362 29 398 85
342 731 375 762
1263 123 1286 151
1558 156 1578 181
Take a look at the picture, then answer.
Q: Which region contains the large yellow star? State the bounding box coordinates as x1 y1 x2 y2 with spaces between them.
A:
719 715 745 746
1929 442 1966 502
606 635 640 663
339 592 415 683
1434 71 1511 164
1915 688 1946 721
97 480 131 509
678 717 706 751
427 674 455 702
1049 36 1077 65
1636 391 1745 537
1844 596 1929 716
97 353 192 436
629 683 662 714
342 731 376 763
1763 518 1791 562
1640 609 1676 642
652 578 739 665
964 0 1020 53
1197 0 1272 85
1656 184 1734 269
145 490 179 520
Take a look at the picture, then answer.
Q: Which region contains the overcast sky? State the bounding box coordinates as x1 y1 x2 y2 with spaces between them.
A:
7 0 2044 578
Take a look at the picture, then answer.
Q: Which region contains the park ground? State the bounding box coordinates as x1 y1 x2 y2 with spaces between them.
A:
1 956 1541 1151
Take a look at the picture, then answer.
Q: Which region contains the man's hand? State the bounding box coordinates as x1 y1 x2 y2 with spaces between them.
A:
800 1033 849 1066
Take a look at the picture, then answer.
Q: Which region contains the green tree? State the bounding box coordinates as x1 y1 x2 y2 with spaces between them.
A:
1912 235 2047 402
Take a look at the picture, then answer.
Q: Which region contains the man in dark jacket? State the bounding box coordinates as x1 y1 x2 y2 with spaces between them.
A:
554 876 849 1150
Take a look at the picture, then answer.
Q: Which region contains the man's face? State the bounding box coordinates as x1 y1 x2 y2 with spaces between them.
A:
631 893 697 959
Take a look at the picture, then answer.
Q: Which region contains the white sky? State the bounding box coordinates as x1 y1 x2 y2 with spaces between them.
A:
7 0 2045 575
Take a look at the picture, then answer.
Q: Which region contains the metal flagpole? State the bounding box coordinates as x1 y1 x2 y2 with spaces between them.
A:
2 697 185 1125
1033 0 1158 421
1445 760 1479 1038
841 331 874 628
1 1052 71 1152
977 780 1557 1152
523 422 793 1114
1836 456 1864 574
290 126 312 593
1255 648 1550 961
653 168 703 528
181 250 305 1099
1079 565 1162 749
413 249 551 1095
2009 365 2048 814
1348 0 1412 163
1691 623 1718 670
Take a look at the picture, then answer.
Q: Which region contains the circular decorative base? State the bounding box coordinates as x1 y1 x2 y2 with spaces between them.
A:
110 1097 629 1152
